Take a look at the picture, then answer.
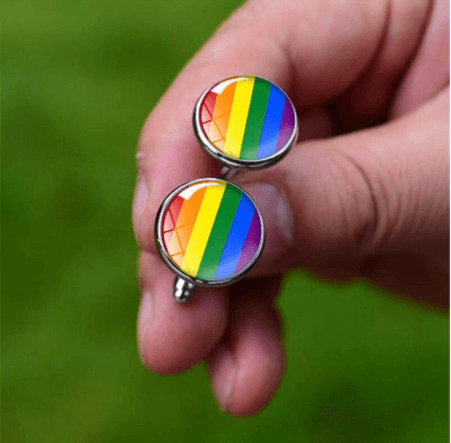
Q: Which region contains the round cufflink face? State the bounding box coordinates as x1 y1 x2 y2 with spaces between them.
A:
155 178 265 286
193 76 298 170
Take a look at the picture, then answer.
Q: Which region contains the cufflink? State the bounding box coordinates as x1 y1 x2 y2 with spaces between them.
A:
193 76 298 178
154 178 264 302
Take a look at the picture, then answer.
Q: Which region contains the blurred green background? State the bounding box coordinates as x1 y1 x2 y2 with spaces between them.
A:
2 0 449 442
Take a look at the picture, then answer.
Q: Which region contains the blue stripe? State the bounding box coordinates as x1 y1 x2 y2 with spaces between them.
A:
214 194 255 280
256 85 286 159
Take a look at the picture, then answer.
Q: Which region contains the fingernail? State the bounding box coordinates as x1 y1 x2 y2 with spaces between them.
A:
133 172 148 236
241 183 293 257
137 289 153 358
207 344 236 412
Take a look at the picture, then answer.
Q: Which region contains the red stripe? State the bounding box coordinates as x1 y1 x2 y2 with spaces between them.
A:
162 195 184 244
200 91 217 135
201 92 217 123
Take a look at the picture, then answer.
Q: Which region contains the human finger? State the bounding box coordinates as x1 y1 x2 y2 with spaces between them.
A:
234 88 449 279
137 251 229 373
206 276 284 416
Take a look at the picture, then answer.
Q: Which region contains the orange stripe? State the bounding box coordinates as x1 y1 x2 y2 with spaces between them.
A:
167 187 206 258
207 82 236 145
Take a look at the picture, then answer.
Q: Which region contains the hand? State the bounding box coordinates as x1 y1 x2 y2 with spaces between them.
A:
133 0 449 416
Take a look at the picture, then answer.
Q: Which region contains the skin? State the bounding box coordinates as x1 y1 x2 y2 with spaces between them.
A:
132 0 449 416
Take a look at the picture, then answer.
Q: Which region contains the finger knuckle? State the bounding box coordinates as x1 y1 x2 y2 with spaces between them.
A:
331 147 395 256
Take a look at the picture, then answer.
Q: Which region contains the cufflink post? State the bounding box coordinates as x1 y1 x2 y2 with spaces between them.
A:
219 166 238 180
173 277 196 302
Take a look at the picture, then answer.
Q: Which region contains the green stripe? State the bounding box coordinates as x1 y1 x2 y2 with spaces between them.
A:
239 78 271 160
196 184 242 280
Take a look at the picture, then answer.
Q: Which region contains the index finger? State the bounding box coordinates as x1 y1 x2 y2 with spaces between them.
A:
133 0 389 252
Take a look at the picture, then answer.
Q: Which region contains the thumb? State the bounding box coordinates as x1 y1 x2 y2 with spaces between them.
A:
235 88 449 276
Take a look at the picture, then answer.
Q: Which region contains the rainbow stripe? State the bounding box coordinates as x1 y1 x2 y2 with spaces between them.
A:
161 180 262 281
199 76 295 160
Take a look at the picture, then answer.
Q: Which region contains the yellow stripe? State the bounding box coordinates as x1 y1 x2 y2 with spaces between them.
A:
180 182 226 277
223 78 255 158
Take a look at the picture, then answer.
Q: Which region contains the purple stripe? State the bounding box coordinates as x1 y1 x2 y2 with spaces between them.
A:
234 211 261 274
275 99 295 152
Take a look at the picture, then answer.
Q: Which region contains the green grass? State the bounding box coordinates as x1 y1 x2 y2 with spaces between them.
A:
2 0 449 442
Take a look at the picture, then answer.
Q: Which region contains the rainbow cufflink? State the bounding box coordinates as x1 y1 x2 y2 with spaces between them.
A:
155 179 264 301
193 76 297 177
155 76 297 301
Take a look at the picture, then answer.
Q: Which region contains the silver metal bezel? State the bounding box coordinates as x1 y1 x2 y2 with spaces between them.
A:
154 178 265 287
193 76 298 170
